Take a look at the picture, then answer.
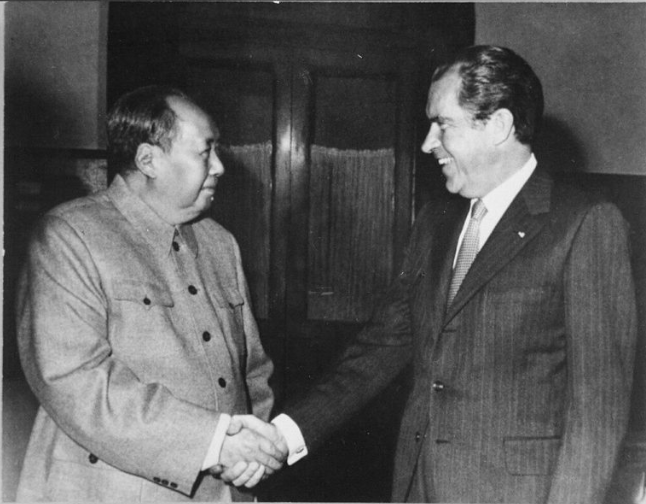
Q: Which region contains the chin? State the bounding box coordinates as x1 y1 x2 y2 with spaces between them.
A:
445 181 461 195
199 194 215 208
197 204 212 216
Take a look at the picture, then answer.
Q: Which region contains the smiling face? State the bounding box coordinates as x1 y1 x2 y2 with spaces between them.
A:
421 70 500 199
151 97 224 224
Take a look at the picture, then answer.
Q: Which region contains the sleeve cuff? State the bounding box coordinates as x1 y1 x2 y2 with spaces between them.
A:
272 414 308 465
201 413 231 470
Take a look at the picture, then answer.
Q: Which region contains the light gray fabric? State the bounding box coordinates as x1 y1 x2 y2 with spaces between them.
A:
16 175 273 502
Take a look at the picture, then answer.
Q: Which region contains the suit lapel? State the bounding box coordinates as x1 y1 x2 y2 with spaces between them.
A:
424 198 470 336
443 170 553 324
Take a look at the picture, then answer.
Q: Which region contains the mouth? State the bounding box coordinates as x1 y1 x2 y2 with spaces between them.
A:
432 149 453 166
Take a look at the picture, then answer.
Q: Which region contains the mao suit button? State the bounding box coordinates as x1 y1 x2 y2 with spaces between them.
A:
218 377 227 388
143 297 151 305
88 453 98 464
432 381 445 392
188 285 198 295
172 241 180 251
202 331 211 342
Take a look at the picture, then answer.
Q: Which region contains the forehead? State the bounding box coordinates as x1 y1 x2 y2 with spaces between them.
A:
426 70 463 118
168 97 218 142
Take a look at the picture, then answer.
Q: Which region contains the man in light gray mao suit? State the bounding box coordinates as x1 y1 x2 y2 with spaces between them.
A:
16 86 286 502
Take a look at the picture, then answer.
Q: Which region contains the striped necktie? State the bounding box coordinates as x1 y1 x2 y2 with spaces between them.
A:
448 199 487 305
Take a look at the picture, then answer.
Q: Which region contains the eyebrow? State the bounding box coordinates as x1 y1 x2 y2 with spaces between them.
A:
198 139 216 153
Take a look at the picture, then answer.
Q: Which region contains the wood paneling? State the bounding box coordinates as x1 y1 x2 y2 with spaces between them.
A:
308 146 395 322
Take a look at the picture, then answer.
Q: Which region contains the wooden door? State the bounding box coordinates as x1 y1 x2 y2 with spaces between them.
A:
174 43 415 499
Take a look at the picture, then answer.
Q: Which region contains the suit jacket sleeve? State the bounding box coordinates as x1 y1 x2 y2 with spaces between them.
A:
548 202 637 503
283 210 434 452
284 282 414 452
18 215 223 495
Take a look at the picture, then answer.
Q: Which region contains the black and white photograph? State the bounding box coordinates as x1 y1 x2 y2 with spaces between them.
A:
3 2 646 503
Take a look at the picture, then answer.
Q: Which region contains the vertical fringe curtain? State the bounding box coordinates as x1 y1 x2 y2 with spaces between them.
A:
221 141 273 173
309 144 395 322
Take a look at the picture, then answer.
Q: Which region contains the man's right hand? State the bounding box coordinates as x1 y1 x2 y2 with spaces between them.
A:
210 415 288 488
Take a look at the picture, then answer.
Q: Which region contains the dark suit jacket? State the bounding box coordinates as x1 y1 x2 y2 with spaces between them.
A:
286 168 637 503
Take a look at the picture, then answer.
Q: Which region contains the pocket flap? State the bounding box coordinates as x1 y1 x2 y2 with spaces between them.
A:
215 286 244 309
112 281 174 307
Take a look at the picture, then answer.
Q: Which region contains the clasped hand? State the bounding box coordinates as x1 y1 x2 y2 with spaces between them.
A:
209 415 288 488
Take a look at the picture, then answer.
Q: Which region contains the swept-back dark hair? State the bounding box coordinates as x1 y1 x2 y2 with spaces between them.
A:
433 45 544 145
107 85 194 174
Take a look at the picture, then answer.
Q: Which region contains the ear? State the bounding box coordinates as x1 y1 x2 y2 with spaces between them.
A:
134 143 159 179
488 108 515 146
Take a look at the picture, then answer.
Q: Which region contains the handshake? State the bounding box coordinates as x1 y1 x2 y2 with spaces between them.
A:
209 415 289 489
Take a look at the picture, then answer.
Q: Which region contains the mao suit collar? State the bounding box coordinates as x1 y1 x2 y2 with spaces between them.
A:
107 174 199 258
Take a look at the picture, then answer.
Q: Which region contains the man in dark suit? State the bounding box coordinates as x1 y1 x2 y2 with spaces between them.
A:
224 45 638 503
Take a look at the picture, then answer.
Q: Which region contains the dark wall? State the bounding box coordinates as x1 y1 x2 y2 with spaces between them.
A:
4 2 107 150
475 3 646 177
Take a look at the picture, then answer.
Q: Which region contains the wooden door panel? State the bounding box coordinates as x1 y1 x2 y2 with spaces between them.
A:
308 73 397 323
308 145 396 322
172 48 412 504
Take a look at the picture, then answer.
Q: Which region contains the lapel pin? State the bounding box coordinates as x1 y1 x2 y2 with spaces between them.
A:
518 231 525 238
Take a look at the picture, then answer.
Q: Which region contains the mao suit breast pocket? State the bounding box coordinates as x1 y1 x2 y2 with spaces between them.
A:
112 281 175 309
109 280 180 362
214 286 246 349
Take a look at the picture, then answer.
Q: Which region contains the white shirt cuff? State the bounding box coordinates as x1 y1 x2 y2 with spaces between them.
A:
201 413 231 470
272 414 308 465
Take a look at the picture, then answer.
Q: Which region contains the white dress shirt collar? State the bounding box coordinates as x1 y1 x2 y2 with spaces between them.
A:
479 153 537 225
454 154 537 266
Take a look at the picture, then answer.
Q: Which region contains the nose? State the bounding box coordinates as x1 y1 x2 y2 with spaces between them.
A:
421 123 441 154
209 150 225 177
